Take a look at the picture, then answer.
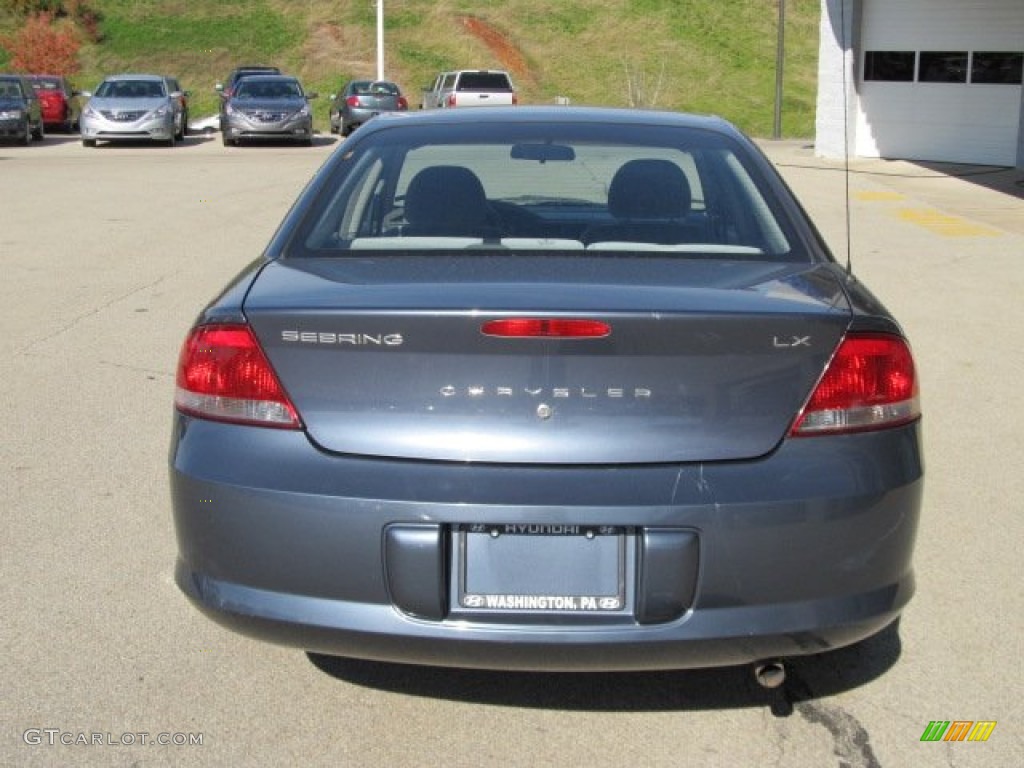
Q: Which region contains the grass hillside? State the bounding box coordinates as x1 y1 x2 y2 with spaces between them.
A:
1 0 821 137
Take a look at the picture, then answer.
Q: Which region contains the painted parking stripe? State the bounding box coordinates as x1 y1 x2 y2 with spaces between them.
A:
854 191 1002 237
896 208 1001 237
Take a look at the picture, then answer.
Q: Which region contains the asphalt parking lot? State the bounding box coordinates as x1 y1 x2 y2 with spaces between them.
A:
2 131 1022 768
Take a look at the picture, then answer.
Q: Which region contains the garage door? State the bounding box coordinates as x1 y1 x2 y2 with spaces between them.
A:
855 0 1023 166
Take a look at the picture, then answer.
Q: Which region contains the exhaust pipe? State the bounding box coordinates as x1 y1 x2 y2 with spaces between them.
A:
753 660 786 689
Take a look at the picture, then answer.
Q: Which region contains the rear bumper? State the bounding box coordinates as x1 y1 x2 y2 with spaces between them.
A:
170 418 922 671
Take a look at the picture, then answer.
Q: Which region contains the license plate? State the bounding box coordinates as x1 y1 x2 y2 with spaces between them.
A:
457 524 626 612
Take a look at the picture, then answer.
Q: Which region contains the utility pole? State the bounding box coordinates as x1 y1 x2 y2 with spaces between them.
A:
773 0 785 139
376 0 385 80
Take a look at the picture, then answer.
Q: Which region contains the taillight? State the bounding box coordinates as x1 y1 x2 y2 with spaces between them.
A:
482 318 611 338
397 96 409 110
346 95 361 107
446 93 456 107
791 332 919 436
512 92 518 106
174 324 301 429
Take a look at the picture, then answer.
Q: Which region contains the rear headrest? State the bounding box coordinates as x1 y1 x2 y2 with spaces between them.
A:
608 159 692 220
404 165 490 230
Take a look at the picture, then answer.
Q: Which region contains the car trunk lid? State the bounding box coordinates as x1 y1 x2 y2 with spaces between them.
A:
245 256 851 464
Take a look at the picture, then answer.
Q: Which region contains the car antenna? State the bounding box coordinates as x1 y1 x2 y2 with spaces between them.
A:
840 0 854 276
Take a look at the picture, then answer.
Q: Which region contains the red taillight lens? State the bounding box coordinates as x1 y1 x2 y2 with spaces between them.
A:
397 96 409 110
446 93 456 107
174 324 301 429
792 333 919 436
482 318 611 338
346 95 361 107
512 92 518 106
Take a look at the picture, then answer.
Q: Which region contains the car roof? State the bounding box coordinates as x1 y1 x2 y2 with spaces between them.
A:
229 67 280 78
103 74 166 82
236 75 299 83
365 105 735 134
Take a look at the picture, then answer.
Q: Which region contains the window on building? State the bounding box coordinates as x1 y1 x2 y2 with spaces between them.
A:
971 52 1023 84
919 51 968 83
863 51 915 81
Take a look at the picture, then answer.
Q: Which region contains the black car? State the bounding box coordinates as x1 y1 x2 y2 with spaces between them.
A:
0 74 45 144
171 107 922 676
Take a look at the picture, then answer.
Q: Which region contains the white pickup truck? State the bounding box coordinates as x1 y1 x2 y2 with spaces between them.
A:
420 70 517 109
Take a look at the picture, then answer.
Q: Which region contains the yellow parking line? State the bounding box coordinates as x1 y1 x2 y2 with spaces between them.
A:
896 208 1002 237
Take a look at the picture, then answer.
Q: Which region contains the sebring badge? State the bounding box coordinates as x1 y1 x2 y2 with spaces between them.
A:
281 330 403 346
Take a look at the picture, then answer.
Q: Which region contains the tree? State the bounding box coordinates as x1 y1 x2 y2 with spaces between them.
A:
0 12 81 74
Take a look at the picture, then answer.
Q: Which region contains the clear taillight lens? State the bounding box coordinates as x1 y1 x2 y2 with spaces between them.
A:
174 324 301 429
791 332 919 436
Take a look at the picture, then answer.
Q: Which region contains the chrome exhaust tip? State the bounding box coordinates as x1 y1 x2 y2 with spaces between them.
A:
753 660 786 689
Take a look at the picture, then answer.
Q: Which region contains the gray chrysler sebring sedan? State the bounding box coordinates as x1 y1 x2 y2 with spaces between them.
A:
170 107 922 676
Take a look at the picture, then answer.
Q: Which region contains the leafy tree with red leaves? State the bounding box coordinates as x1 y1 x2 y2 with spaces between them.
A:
0 12 81 75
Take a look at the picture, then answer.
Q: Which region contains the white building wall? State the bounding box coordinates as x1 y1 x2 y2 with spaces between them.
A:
816 0 1024 167
814 0 857 160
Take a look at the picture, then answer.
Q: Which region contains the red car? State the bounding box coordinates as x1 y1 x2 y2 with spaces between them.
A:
27 75 81 132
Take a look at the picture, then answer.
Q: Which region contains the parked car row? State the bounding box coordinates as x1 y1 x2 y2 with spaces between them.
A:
0 71 191 148
4 66 512 148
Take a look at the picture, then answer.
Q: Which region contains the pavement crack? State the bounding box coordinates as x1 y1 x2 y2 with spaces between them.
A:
15 271 179 356
796 700 881 768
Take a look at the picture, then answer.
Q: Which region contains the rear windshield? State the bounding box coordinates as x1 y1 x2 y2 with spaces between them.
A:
456 72 513 91
353 81 401 96
294 120 805 261
30 77 61 90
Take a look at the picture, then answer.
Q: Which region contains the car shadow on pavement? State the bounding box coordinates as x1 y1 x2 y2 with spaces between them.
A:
221 134 338 148
907 161 1024 200
307 620 901 716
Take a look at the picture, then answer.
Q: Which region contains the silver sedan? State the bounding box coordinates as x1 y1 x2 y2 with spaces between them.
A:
79 74 183 147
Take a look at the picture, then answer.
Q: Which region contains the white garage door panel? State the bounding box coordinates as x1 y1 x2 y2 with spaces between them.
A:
858 84 1022 165
857 0 1023 166
863 0 1023 49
